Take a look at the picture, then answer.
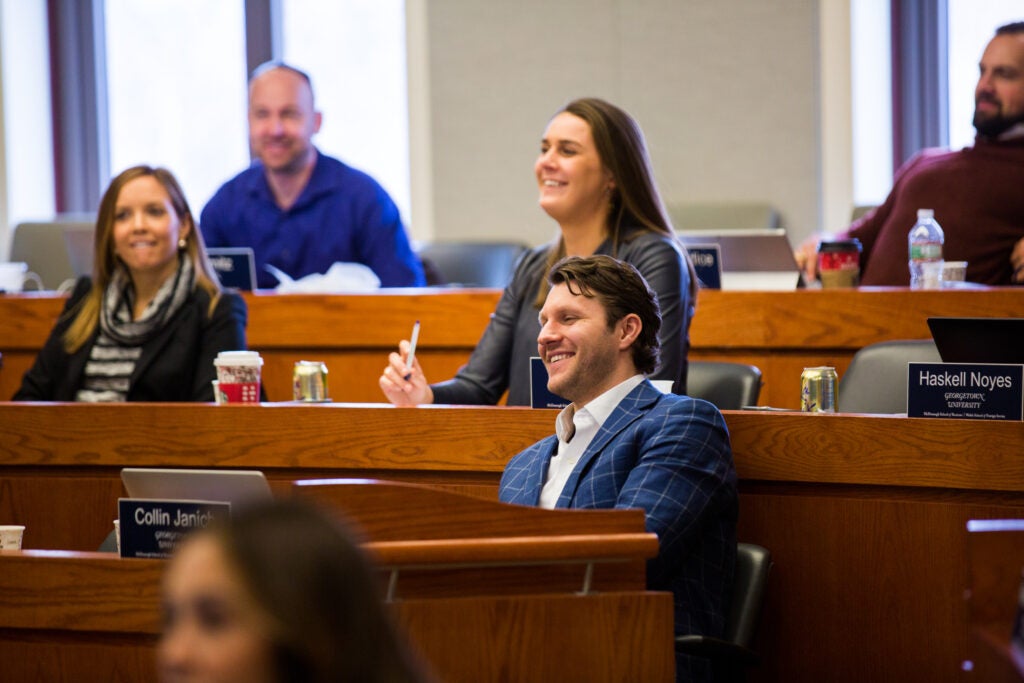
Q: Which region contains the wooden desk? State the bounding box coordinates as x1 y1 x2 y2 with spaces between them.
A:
965 520 1024 681
0 288 501 406
0 481 674 682
687 286 1024 407
3 403 1024 681
3 287 1023 406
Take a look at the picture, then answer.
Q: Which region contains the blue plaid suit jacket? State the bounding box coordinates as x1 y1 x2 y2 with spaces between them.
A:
499 380 738 647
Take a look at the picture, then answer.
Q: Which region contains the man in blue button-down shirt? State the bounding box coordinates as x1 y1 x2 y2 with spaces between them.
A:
498 255 737 683
200 62 424 290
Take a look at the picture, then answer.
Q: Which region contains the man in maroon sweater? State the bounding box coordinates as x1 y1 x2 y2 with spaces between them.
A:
796 21 1024 286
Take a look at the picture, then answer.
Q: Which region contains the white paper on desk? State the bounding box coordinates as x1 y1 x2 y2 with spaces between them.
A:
265 262 381 293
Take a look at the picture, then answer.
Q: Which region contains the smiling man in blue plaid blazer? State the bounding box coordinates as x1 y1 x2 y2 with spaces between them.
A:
498 255 737 682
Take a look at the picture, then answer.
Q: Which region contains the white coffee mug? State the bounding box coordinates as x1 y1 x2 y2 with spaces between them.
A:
0 262 43 293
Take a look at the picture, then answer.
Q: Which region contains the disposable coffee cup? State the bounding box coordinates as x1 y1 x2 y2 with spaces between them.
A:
213 351 263 403
941 261 967 286
817 239 862 288
0 262 43 293
0 524 26 549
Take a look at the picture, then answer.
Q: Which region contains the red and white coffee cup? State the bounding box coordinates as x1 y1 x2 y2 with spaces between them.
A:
213 351 263 404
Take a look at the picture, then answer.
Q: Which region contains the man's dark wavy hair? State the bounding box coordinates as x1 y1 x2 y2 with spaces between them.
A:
547 255 662 375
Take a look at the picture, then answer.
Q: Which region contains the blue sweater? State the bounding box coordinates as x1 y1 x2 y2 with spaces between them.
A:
200 151 425 289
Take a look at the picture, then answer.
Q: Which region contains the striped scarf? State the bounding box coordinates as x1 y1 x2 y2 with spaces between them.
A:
75 257 194 402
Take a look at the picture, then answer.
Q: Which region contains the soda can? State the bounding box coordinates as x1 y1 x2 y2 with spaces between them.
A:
800 366 837 413
293 361 329 402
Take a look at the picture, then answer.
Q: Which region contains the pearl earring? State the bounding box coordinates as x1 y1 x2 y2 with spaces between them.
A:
178 238 187 249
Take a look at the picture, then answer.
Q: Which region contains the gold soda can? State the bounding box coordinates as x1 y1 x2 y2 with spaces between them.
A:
800 366 837 413
293 361 329 401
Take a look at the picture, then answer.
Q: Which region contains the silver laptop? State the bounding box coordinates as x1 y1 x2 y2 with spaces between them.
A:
121 468 273 505
9 220 94 290
677 229 801 291
64 227 95 279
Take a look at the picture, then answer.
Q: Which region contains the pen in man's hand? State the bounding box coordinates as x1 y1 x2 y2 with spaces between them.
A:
403 320 420 380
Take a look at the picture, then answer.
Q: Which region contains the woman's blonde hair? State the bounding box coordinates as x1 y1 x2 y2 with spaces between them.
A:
63 165 222 352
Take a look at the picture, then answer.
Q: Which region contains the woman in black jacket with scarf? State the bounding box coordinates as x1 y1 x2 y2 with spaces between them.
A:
14 165 247 402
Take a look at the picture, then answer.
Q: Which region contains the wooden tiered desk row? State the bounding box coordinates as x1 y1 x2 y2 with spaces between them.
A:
0 480 673 682
2 286 1023 406
2 403 1024 681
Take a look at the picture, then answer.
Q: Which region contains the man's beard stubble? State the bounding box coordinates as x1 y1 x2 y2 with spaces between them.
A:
973 96 1024 138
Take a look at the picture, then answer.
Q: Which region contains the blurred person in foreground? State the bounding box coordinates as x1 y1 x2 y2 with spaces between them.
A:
159 499 430 683
380 97 695 406
498 255 737 683
795 21 1024 286
200 62 424 289
13 165 247 401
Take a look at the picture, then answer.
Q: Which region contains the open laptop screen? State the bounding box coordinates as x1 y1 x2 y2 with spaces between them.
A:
121 468 273 506
64 227 95 279
207 247 258 290
677 229 801 290
927 317 1024 364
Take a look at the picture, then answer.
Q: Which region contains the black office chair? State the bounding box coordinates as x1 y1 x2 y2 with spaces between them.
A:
676 542 772 681
686 361 763 410
838 339 940 413
416 241 529 288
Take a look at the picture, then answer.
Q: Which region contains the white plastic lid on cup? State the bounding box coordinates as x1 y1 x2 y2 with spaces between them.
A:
214 350 264 367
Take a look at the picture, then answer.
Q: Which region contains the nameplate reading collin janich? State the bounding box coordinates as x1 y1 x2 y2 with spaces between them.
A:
118 499 230 559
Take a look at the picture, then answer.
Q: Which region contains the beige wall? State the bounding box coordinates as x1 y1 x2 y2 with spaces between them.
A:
413 0 838 248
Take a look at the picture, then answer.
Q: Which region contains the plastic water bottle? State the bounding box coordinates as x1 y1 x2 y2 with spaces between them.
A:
908 209 944 289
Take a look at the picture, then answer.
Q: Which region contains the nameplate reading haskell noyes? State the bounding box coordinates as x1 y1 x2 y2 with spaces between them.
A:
907 362 1024 421
118 499 230 559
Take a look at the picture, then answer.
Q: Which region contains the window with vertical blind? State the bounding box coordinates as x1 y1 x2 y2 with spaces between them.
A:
281 0 410 226
105 0 249 211
103 0 410 223
946 1 1022 152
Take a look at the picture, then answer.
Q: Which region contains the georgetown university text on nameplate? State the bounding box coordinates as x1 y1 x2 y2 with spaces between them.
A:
907 362 1024 421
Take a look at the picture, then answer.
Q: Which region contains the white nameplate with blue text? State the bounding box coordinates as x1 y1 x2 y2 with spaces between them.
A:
907 362 1024 421
118 498 230 559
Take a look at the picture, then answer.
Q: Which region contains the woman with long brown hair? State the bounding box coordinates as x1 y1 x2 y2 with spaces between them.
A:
14 165 247 401
381 97 695 406
159 499 431 683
